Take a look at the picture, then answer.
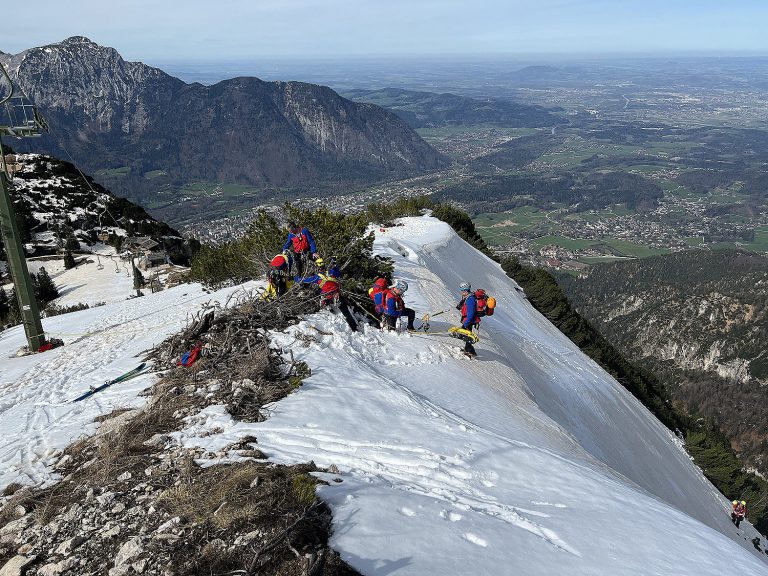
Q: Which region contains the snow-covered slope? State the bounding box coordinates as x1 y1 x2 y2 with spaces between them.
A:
171 216 768 575
2 215 766 574
0 281 256 489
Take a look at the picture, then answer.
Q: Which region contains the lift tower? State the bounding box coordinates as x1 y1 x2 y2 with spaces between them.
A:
0 62 47 351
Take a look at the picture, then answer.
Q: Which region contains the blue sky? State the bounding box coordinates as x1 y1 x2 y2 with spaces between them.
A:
3 0 767 62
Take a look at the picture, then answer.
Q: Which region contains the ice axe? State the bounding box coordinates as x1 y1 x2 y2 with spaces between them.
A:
420 310 449 332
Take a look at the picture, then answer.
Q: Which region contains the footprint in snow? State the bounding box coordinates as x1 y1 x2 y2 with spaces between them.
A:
440 510 463 522
463 533 488 547
531 501 567 508
399 507 416 517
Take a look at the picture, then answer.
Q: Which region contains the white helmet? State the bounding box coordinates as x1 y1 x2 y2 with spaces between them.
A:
459 282 471 292
393 279 408 292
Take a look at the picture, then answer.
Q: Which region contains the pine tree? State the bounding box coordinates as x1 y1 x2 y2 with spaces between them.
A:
6 287 20 325
0 287 9 324
35 267 59 304
64 251 76 269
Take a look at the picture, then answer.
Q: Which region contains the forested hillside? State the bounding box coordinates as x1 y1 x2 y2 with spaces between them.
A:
561 250 768 474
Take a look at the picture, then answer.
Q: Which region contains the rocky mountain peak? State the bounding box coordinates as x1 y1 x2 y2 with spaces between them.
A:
1 38 446 204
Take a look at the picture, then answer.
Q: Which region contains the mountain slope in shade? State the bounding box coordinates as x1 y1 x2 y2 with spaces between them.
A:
0 37 447 194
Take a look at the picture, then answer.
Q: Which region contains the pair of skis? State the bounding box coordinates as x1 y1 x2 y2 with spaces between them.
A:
71 362 151 402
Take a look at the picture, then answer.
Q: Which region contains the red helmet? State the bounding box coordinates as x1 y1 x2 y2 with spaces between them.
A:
374 277 388 289
271 255 287 268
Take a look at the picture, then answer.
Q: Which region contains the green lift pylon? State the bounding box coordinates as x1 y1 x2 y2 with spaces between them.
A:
0 62 47 351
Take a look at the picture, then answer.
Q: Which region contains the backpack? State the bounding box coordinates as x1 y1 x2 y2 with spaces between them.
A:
369 278 389 314
178 343 202 367
475 289 496 317
291 231 310 253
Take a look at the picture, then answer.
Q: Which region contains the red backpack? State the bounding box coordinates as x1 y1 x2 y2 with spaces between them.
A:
368 278 389 313
475 289 496 317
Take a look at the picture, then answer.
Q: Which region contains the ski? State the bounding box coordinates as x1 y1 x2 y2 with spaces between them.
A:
71 362 149 402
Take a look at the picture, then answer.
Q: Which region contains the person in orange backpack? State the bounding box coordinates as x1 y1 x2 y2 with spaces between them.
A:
455 282 479 356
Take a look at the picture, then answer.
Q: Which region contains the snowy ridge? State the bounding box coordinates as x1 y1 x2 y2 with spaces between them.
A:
169 216 768 575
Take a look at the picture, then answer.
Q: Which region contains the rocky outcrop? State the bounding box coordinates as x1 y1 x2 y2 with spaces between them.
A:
0 152 195 263
1 37 447 194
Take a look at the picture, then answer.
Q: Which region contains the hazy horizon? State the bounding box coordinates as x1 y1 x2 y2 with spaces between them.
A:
4 1 768 63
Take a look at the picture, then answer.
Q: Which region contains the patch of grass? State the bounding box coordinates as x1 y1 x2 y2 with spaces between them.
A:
530 235 596 251
95 166 131 178
292 473 318 506
289 361 311 390
601 238 671 258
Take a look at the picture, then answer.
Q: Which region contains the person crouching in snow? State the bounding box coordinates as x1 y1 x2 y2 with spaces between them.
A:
368 277 391 327
295 258 358 332
263 253 293 299
732 500 747 528
383 280 416 331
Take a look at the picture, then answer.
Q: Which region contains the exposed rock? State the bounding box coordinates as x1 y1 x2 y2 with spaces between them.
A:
0 555 36 576
55 535 84 555
37 557 77 576
114 536 143 566
0 516 32 544
96 492 116 507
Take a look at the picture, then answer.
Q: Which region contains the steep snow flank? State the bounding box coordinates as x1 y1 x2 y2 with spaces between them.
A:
0 281 257 490
172 216 768 575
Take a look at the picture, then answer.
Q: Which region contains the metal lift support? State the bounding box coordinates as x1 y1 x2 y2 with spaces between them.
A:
0 62 47 351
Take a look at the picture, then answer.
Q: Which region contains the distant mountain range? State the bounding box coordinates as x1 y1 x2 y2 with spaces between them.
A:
0 37 447 202
344 87 565 128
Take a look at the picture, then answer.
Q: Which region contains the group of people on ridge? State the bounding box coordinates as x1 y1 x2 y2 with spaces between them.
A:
267 222 359 331
267 221 496 357
274 224 759 531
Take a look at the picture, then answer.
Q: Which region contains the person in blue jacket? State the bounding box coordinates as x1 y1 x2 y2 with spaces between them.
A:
456 282 478 356
282 221 318 277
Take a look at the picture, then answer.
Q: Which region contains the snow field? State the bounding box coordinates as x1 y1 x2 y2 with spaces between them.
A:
0 280 258 490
